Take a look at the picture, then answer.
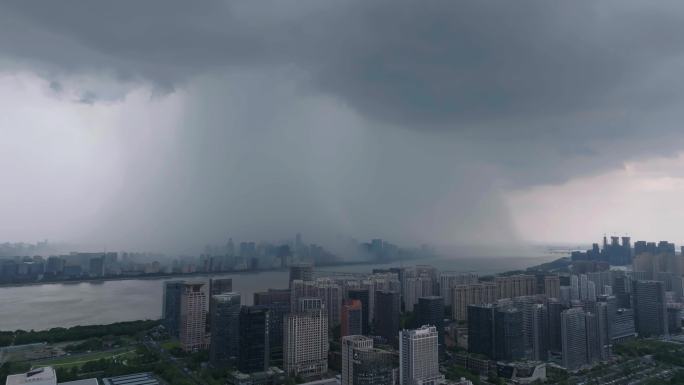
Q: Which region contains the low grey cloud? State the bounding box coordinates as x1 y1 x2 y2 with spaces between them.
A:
2 1 684 251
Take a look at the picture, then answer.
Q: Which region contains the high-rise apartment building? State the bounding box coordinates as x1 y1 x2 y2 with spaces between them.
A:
561 308 588 371
494 275 536 299
439 272 478 307
179 282 208 352
399 326 443 385
284 298 329 378
209 292 241 365
452 283 496 321
544 275 561 299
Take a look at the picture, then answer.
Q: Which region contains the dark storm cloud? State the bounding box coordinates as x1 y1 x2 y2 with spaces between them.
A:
3 1 684 250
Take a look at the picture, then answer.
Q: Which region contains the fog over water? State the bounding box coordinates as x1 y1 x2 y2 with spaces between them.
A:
0 256 554 331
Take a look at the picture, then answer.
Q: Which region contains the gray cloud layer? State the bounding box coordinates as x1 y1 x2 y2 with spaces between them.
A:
2 1 684 251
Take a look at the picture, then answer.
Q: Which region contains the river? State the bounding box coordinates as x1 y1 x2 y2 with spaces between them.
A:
0 256 555 331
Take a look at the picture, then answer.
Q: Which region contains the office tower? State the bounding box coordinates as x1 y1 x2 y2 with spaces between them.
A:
238 306 270 373
544 275 560 299
284 298 328 378
180 282 208 352
613 275 631 308
531 304 549 361
561 308 588 371
290 279 318 312
494 275 536 299
584 312 600 364
559 286 571 306
45 256 64 276
374 291 401 346
467 304 496 359
351 346 396 385
452 282 496 321
511 296 537 355
570 275 579 301
254 288 291 306
494 306 525 361
579 275 588 301
341 299 364 338
289 263 313 286
547 301 566 353
593 302 611 361
162 280 185 337
416 296 444 354
439 272 478 307
252 290 290 365
208 278 233 327
317 280 343 326
342 335 373 385
209 292 241 365
667 307 681 334
89 257 104 277
611 308 637 343
399 326 443 385
587 281 597 302
348 288 371 335
633 280 668 337
209 278 233 296
404 275 434 313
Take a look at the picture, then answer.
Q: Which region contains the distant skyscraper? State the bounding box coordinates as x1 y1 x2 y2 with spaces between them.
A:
348 288 371 335
374 291 401 347
316 280 343 326
289 263 313 286
284 298 328 378
179 282 208 352
238 306 270 373
561 308 588 371
544 275 561 299
88 256 104 277
209 292 241 365
162 280 185 337
399 326 443 385
209 278 233 296
633 280 668 337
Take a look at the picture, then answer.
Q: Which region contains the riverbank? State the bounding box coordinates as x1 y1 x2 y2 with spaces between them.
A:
0 258 412 288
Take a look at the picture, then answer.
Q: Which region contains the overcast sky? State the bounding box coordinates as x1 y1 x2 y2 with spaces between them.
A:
2 1 684 254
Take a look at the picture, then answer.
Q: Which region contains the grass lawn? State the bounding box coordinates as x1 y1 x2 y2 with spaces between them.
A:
32 348 136 369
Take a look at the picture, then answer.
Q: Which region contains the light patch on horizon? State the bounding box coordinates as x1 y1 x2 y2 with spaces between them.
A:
506 154 684 245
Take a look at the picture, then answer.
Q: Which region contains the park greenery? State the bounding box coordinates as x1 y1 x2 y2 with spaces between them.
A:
0 320 159 347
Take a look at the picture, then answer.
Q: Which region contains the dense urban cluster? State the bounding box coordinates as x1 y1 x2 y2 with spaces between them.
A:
0 236 430 284
154 236 684 384
4 235 684 385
